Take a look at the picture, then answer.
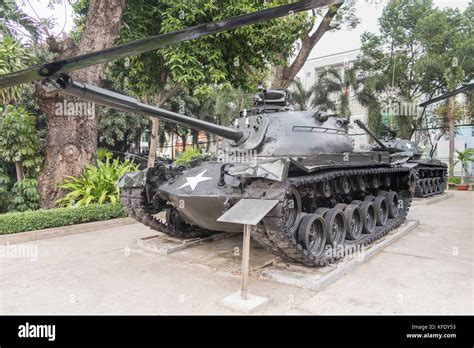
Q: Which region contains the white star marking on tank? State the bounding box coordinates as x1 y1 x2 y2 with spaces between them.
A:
405 143 412 149
178 170 212 191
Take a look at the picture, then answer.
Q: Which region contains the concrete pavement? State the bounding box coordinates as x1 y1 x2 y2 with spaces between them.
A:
0 191 472 314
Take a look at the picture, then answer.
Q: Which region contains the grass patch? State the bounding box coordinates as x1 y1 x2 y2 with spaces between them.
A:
0 204 126 234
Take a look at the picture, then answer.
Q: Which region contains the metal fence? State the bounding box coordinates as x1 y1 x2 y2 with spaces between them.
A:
436 157 472 177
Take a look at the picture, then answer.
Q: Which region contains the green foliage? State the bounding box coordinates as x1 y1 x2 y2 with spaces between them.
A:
0 105 42 170
0 34 36 104
0 0 42 42
97 147 113 162
448 177 461 184
102 0 308 100
8 178 40 212
98 105 150 153
158 85 253 148
312 68 357 119
173 147 203 166
0 204 126 234
454 148 474 182
56 155 139 207
290 79 315 111
355 0 473 139
0 163 12 212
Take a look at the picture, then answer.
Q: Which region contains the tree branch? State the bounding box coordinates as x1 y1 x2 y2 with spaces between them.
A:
272 3 343 88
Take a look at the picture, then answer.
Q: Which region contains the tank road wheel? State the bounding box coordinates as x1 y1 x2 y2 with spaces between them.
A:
360 199 376 234
344 204 363 240
283 188 302 236
324 208 346 246
338 176 352 195
385 191 400 218
373 196 388 226
435 178 442 192
297 214 327 257
354 174 367 192
428 178 434 193
421 179 428 195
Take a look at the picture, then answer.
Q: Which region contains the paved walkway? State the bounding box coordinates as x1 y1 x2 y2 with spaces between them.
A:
0 191 472 314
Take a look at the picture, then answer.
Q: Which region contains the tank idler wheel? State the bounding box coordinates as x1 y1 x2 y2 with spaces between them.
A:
373 196 388 226
344 204 363 240
360 199 376 234
338 176 352 195
323 208 347 246
385 191 399 218
297 214 327 257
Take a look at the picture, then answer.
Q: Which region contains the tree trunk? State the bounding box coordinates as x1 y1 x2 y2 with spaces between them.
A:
448 97 456 177
146 83 180 168
15 161 24 182
147 117 160 168
36 0 125 208
271 4 342 89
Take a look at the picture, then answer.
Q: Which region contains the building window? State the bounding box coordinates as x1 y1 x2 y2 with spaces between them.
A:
306 71 311 78
471 127 474 137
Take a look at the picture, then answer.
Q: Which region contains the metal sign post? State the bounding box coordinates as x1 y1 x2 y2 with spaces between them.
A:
218 199 279 312
240 224 251 300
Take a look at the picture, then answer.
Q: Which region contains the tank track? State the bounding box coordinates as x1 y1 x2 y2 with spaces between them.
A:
414 166 447 198
120 187 213 238
245 167 414 267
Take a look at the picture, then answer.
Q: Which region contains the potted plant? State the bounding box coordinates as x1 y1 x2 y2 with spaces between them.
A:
447 177 460 189
454 148 474 190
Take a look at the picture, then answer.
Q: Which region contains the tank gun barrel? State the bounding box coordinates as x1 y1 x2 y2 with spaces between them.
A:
43 75 244 142
354 119 386 149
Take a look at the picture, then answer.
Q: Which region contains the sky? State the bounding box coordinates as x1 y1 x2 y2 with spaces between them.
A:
20 0 470 59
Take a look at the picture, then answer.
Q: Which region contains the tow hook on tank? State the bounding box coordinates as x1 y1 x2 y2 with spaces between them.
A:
218 163 234 187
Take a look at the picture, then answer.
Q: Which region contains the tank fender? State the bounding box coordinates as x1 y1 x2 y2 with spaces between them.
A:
116 170 147 188
227 158 290 181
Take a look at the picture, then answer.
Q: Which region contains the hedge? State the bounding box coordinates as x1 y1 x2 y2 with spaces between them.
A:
0 204 126 234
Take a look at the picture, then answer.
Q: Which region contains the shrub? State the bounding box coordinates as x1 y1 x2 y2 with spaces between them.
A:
173 147 202 166
0 163 12 212
0 204 126 234
8 178 40 212
56 155 138 207
448 177 461 184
